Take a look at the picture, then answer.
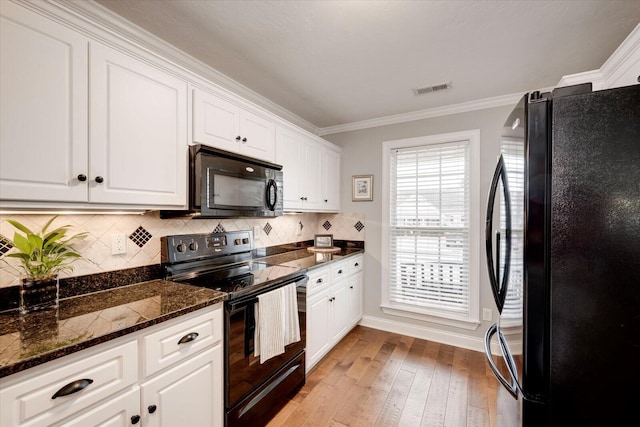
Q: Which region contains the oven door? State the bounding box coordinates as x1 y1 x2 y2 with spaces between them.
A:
225 278 306 410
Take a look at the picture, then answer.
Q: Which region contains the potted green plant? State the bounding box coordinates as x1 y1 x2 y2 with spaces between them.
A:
3 216 86 313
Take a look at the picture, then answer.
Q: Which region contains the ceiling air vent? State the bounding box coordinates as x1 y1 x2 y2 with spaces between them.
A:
413 81 452 96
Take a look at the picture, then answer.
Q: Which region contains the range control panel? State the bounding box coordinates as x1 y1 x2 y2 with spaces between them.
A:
161 230 253 263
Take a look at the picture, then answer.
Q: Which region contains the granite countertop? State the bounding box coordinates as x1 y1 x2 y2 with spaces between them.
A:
258 247 364 271
0 239 364 379
0 280 226 378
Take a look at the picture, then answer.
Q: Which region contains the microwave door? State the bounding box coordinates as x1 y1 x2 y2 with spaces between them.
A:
208 172 264 209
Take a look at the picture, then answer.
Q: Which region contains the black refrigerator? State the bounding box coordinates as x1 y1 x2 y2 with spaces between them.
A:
484 83 640 426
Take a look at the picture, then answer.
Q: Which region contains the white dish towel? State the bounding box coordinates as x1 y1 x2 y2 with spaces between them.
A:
254 283 301 364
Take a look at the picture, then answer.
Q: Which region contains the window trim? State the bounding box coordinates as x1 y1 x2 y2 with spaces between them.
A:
381 129 481 329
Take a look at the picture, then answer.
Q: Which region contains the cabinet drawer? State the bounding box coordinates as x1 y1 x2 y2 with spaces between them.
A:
143 306 222 377
306 268 330 295
0 340 137 427
331 261 348 282
348 255 363 275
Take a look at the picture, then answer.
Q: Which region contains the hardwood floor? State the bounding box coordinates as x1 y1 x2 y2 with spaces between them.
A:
267 326 499 427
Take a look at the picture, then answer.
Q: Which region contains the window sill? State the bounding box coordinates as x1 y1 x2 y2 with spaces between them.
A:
381 303 481 331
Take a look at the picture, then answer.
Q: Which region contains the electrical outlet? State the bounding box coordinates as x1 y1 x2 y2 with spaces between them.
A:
482 308 492 321
253 225 261 240
111 234 127 255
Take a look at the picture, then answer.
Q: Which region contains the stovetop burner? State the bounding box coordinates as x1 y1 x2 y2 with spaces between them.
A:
161 231 307 300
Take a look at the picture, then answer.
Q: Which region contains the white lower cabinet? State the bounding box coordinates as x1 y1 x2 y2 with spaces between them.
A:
141 345 222 427
305 255 364 372
53 387 140 427
0 305 223 427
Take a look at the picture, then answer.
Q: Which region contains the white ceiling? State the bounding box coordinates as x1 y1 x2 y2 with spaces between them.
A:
93 0 640 130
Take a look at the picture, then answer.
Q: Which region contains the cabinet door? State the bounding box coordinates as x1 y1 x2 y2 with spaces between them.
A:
330 280 349 343
239 109 275 162
141 344 222 427
89 42 187 206
306 288 331 371
275 126 303 210
301 139 324 210
54 387 140 427
0 2 88 202
322 148 341 212
347 272 363 328
192 88 240 152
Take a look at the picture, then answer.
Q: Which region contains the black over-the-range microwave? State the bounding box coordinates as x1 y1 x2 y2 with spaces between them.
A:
160 144 283 219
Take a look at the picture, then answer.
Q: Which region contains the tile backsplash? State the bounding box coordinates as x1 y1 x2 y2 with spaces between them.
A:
0 212 365 289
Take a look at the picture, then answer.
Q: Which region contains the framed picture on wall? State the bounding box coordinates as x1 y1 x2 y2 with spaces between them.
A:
314 234 334 248
352 175 373 201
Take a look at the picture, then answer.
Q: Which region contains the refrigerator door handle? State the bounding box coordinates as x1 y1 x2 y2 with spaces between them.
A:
485 154 512 313
484 323 518 398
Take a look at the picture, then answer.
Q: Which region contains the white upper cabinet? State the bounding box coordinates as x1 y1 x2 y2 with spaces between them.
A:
0 3 187 208
276 126 335 212
322 148 341 211
275 126 303 210
89 42 187 206
192 87 275 162
0 1 88 202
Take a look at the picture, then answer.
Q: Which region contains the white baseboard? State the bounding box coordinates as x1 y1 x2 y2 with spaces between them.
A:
357 314 522 356
358 314 485 352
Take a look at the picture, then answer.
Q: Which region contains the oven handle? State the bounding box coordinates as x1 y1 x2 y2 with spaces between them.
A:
228 275 309 311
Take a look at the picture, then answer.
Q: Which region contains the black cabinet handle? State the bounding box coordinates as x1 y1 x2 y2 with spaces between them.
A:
95 176 104 184
131 415 141 424
324 199 328 202
236 135 241 141
148 404 157 414
77 174 87 182
178 332 199 345
242 137 247 142
337 269 343 274
350 286 354 289
354 263 359 267
52 378 93 399
317 278 323 283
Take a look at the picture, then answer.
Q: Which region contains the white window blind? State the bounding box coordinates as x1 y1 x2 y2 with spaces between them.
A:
500 139 524 320
389 140 471 315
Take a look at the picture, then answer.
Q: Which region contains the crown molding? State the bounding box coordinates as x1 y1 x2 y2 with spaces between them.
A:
598 22 640 87
558 22 639 89
318 90 537 136
48 0 319 135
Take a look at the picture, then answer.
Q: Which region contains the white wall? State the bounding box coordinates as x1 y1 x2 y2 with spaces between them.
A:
324 104 514 351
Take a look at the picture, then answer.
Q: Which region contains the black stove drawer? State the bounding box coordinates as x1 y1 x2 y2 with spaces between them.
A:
226 350 305 427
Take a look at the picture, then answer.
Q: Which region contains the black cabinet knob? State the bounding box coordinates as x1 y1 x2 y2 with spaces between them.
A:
95 176 104 184
77 174 87 182
242 137 247 142
148 404 157 414
236 135 241 141
324 199 328 203
131 415 141 424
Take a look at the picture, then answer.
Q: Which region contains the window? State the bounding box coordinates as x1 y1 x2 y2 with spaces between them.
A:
500 138 524 323
382 130 480 328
